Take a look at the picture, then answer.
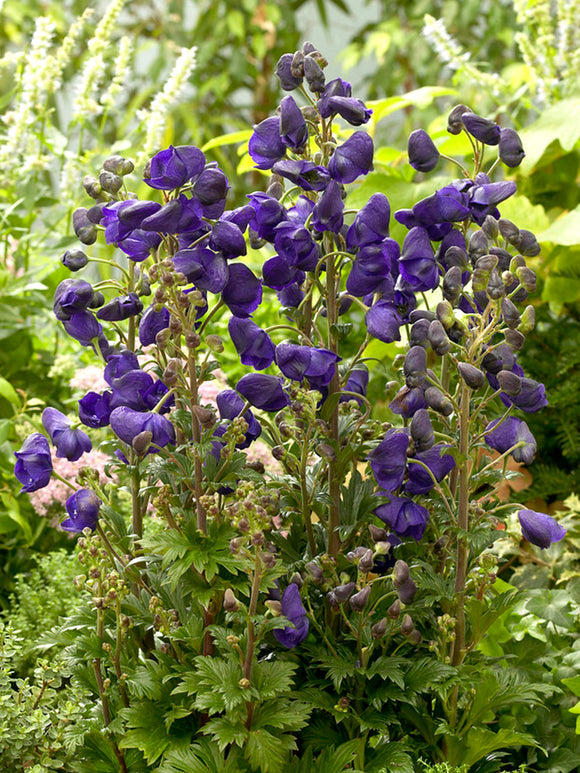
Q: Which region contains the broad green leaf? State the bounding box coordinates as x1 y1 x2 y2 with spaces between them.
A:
498 194 550 236
201 129 252 153
0 376 20 407
537 204 580 246
519 97 580 170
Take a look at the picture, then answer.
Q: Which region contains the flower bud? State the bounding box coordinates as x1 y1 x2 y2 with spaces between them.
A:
487 269 506 300
387 599 401 619
205 334 224 353
518 230 541 257
132 430 152 455
349 585 371 612
103 155 134 176
410 408 434 451
62 248 89 271
408 629 422 644
481 215 499 240
223 588 239 612
436 301 455 330
442 266 463 301
468 230 489 261
504 329 525 350
392 559 410 588
331 582 356 603
516 266 537 293
498 128 525 168
304 55 326 93
369 524 387 542
428 314 453 356
358 548 374 574
404 345 427 388
457 362 485 390
501 297 521 328
397 577 417 604
82 175 102 199
461 113 501 145
99 170 123 194
401 613 414 635
305 562 323 583
192 404 216 427
447 104 470 135
409 318 430 348
73 208 97 245
371 617 388 638
425 386 453 416
433 534 449 554
407 129 440 173
315 443 336 461
499 219 520 246
497 370 522 395
265 599 282 615
518 305 535 335
289 571 303 588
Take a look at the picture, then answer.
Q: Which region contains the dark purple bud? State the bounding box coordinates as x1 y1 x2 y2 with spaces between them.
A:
78 390 113 428
103 154 134 176
42 407 92 461
510 377 547 413
303 55 326 93
228 317 275 370
14 433 52 493
428 320 451 356
328 131 374 184
518 509 566 549
389 386 427 418
487 269 506 300
346 193 390 249
461 113 501 145
73 208 97 244
387 600 401 619
275 343 340 388
468 230 489 261
145 145 206 189
375 494 430 541
497 369 522 396
236 373 289 412
249 117 287 170
505 329 525 350
273 583 309 648
99 170 122 194
306 562 323 583
404 346 428 389
410 409 434 451
424 386 453 416
96 293 143 321
405 444 455 495
447 104 470 134
408 129 440 172
518 231 541 257
485 416 537 465
369 524 387 542
401 613 414 635
209 220 247 259
457 363 485 390
442 265 463 301
61 248 89 272
61 489 101 533
499 127 525 167
272 159 330 192
365 301 402 344
350 586 371 612
368 429 409 492
498 218 520 245
276 53 303 90
62 311 102 347
221 263 262 318
332 582 356 603
192 166 229 208
358 548 374 574
311 180 344 233
501 297 521 328
371 618 388 637
110 407 175 449
409 318 430 348
279 95 308 150
392 559 410 588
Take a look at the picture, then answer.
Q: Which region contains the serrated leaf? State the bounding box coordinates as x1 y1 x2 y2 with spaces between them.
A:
365 656 405 688
244 727 297 773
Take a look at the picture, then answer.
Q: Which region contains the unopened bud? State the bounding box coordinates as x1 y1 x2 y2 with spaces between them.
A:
501 297 521 329
457 362 485 390
499 218 520 246
434 535 449 554
425 386 453 416
332 582 356 603
516 266 536 293
82 175 102 199
132 430 153 455
504 329 525 350
371 617 388 638
387 599 401 619
468 230 489 261
497 370 522 395
265 599 282 615
392 560 410 588
103 155 134 176
315 442 335 460
397 577 417 605
305 562 323 583
428 319 451 355
349 585 371 612
447 104 470 135
358 548 374 574
518 304 535 334
162 358 180 386
442 266 463 301
401 613 414 635
481 215 499 240
99 170 123 194
205 334 224 353
192 404 216 427
369 524 387 542
518 229 541 257
73 208 97 245
223 588 239 612
486 269 505 300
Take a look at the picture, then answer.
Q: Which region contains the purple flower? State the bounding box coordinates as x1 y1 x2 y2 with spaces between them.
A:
109 369 172 413
368 429 409 492
117 199 162 228
110 407 175 448
311 180 344 233
228 317 275 370
320 95 372 126
375 494 430 541
139 305 170 346
192 167 229 209
518 509 566 549
272 159 330 192
118 229 162 262
399 227 439 291
484 417 537 465
216 389 261 448
96 293 143 321
247 192 288 240
365 301 402 343
273 583 309 648
145 145 206 189
317 77 352 116
275 343 340 388
236 373 289 411
346 241 398 297
389 386 427 418
172 247 229 293
274 221 319 270
209 220 247 259
508 378 548 414
62 311 102 347
410 409 434 452
405 445 455 495
61 489 101 533
263 257 304 290
499 128 525 167
221 263 262 317
42 407 92 461
276 53 303 91
14 433 52 493
61 248 89 271
346 193 391 250
54 279 95 321
104 350 140 384
79 390 113 428
277 282 304 308
140 194 202 234
248 116 287 170
279 95 308 150
328 131 374 184
408 129 440 172
461 113 501 145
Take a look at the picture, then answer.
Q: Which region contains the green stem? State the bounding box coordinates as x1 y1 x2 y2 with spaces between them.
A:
452 382 471 670
325 239 341 558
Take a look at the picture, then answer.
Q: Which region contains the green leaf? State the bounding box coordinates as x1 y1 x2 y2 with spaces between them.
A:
244 727 297 773
201 716 248 750
365 656 405 689
538 204 580 246
519 97 580 170
0 376 20 407
448 726 541 768
201 130 252 153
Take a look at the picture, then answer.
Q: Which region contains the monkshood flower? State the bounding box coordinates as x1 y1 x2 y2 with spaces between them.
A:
277 282 304 308
236 373 290 411
484 417 537 465
139 304 170 347
192 166 229 216
274 222 319 271
209 220 247 259
216 389 262 449
468 178 516 225
328 131 374 184
346 241 399 297
276 53 303 91
118 229 162 262
399 226 439 291
42 407 92 462
110 407 175 449
317 77 352 115
172 247 229 294
62 310 103 347
346 193 391 250
410 409 435 452
340 368 369 405
53 279 95 321
287 194 315 226
368 429 409 492
319 94 372 125
263 257 304 290
311 180 344 234
375 494 430 541
228 317 275 370
117 199 162 229
365 301 402 344
247 192 288 241
61 489 101 533
96 293 143 321
101 200 139 244
140 194 202 234
272 159 330 192
408 129 440 172
14 433 52 493
144 144 206 189
61 248 89 272
104 350 140 384
273 583 309 648
248 116 287 170
275 343 340 388
499 128 525 167
279 95 308 150
405 445 455 495
507 378 548 414
518 509 566 549
109 369 173 414
221 263 262 317
461 113 501 145
78 390 113 428
389 386 427 418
